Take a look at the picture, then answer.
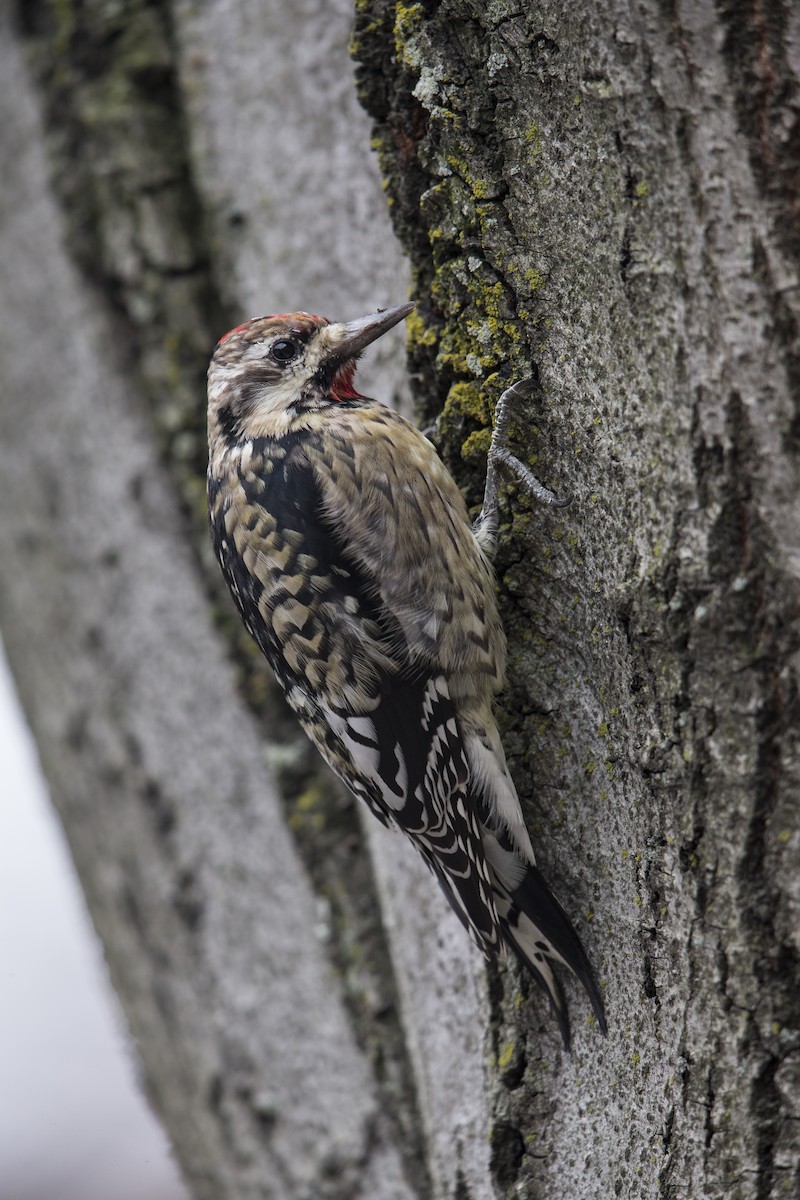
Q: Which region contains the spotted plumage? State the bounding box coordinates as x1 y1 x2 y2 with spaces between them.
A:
207 304 605 1047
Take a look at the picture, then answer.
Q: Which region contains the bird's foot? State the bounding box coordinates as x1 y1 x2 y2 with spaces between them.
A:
473 378 571 558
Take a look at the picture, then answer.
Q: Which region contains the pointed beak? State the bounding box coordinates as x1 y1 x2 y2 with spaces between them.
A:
329 303 415 359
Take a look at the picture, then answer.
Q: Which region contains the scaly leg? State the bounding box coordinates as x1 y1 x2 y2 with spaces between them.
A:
473 378 571 560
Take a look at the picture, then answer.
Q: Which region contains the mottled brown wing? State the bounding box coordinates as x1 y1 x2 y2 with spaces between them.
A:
209 433 502 951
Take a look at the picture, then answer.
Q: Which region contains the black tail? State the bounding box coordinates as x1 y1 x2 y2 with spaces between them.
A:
501 863 607 1050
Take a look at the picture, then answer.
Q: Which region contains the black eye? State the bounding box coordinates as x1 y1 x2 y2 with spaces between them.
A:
270 339 299 364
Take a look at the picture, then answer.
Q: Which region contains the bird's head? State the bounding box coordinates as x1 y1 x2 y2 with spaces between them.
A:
207 302 414 447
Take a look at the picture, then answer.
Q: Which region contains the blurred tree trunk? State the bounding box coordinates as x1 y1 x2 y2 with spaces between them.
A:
1 2 798 1200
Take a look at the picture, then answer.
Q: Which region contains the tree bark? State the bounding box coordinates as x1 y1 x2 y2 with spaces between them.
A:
1 1 799 1199
354 2 800 1198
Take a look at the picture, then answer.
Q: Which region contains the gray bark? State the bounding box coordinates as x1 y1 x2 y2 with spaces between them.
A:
1 1 799 1199
355 1 800 1197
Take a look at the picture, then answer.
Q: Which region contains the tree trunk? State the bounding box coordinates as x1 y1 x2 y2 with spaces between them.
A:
354 2 800 1197
1 1 798 1199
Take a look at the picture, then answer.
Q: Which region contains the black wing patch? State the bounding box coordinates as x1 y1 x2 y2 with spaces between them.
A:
209 435 400 702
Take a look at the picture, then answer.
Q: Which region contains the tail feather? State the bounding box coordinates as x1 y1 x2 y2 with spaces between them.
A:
499 862 607 1048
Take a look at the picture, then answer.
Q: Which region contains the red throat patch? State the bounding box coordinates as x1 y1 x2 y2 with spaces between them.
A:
331 360 362 402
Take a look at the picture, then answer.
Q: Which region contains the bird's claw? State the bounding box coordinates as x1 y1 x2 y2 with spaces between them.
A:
473 377 571 556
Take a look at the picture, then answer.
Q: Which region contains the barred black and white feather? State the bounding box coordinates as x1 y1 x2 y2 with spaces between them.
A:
207 305 606 1047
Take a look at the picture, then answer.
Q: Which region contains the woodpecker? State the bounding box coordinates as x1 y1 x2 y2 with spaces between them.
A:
207 303 606 1047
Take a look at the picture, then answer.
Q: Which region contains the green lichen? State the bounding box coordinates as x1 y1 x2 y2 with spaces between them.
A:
524 266 545 291
405 308 438 350
498 1041 516 1071
393 1 424 66
524 120 542 156
434 379 494 459
461 429 492 458
432 272 524 379
445 380 490 422
443 153 500 204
